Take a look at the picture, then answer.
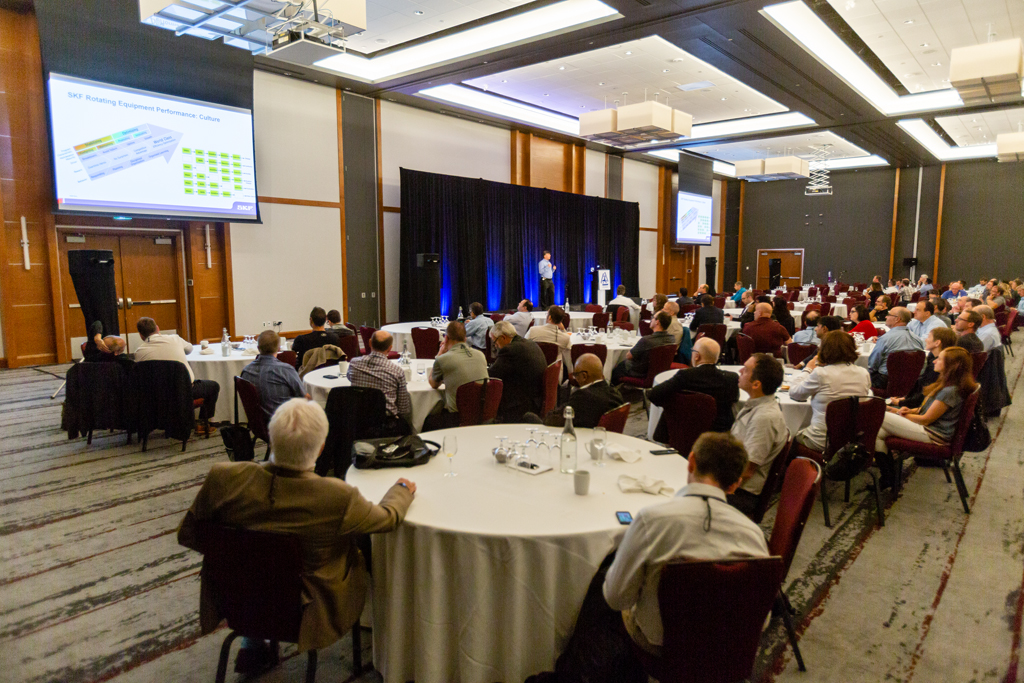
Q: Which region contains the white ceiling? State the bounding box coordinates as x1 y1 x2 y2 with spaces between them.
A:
937 105 1024 145
341 0 537 54
463 35 788 123
684 130 869 162
827 0 1024 95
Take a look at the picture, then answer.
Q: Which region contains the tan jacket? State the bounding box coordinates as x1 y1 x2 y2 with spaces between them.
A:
178 461 413 651
526 323 572 371
298 344 345 378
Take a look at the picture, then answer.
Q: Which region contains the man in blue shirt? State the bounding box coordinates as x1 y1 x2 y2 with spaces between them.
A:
538 250 556 308
907 301 948 340
464 302 494 351
974 306 1003 352
730 281 747 303
867 307 925 389
942 281 967 299
241 330 308 421
917 275 933 295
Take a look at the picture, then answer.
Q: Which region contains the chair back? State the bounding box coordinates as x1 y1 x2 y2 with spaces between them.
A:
591 312 610 329
945 387 982 462
803 303 822 313
455 378 503 426
713 297 726 309
787 290 801 302
195 521 304 643
639 307 652 321
584 304 603 313
681 304 699 315
359 326 376 354
489 313 506 323
653 558 785 683
336 334 361 360
646 344 677 381
276 350 298 367
65 361 134 436
825 295 837 303
695 323 726 348
807 286 817 298
613 321 634 332
734 333 755 364
571 343 607 366
234 376 270 443
134 360 196 443
665 390 716 456
768 457 822 575
823 396 886 463
820 303 832 317
322 386 392 478
910 291 921 302
535 341 561 366
411 327 441 359
1001 309 1018 339
639 320 652 337
970 351 988 380
786 342 818 367
996 310 1008 328
615 305 631 322
884 350 927 398
542 360 562 414
596 403 630 433
344 322 357 334
749 438 796 524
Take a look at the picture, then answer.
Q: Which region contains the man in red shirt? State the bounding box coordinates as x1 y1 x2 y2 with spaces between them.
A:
743 302 791 355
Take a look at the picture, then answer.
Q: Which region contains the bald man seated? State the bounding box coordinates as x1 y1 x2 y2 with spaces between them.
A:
648 338 740 443
742 302 791 355
539 353 626 429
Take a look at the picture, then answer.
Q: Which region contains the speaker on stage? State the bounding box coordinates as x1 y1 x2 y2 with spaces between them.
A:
413 253 441 320
68 250 119 336
768 258 782 289
705 257 717 292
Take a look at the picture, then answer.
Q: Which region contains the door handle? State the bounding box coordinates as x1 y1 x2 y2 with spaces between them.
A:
118 297 124 310
126 298 132 309
130 299 176 306
669 277 682 281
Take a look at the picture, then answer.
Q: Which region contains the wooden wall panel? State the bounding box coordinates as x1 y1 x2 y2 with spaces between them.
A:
530 136 568 192
185 223 231 343
510 131 586 195
0 8 58 366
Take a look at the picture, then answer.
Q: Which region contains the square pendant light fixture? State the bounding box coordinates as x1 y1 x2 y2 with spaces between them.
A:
735 156 809 181
949 38 1024 106
579 100 692 147
997 132 1024 162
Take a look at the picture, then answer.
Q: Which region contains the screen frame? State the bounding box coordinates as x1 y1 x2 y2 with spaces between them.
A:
43 71 262 224
671 189 713 248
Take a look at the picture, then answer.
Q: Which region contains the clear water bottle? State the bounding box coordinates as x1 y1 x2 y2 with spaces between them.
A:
221 328 230 357
560 406 577 474
458 306 465 323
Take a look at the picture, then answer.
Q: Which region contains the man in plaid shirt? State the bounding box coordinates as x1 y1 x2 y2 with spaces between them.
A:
347 331 412 425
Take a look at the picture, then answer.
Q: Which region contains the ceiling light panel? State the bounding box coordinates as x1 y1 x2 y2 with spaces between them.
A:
683 130 868 162
936 105 1024 147
898 118 998 160
762 0 962 115
314 0 620 82
827 0 1024 96
464 35 788 125
418 84 580 134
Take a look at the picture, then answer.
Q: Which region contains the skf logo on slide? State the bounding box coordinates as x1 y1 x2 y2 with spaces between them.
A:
236 204 254 211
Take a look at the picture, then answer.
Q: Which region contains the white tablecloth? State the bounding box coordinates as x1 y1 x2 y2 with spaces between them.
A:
348 424 689 683
186 347 258 422
302 362 443 432
380 322 447 359
569 334 636 381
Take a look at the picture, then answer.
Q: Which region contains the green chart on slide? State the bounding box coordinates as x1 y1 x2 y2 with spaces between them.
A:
180 147 252 199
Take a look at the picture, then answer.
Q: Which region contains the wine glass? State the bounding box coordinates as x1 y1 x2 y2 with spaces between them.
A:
591 427 607 467
417 362 427 382
443 434 458 477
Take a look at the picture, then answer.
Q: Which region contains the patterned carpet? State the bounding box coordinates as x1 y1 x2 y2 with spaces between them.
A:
0 344 1022 683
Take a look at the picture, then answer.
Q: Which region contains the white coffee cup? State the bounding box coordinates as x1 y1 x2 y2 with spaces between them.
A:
337 361 349 375
574 469 590 495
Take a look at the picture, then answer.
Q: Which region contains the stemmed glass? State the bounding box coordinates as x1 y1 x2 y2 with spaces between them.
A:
535 430 552 465
443 435 458 477
524 427 540 453
494 435 509 464
591 427 607 467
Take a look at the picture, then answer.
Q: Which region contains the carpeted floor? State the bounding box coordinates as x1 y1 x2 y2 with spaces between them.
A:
0 341 1021 683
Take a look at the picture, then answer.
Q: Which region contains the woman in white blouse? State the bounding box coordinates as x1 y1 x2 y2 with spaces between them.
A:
788 330 872 451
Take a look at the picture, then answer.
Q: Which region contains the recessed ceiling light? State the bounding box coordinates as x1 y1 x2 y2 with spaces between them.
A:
598 82 605 85
543 93 549 96
559 66 565 70
414 10 424 15
672 58 684 62
625 51 632 55
920 43 929 47
904 19 914 24
931 62 941 67
375 38 388 44
662 69 669 73
971 118 977 122
721 97 727 100
501 79 507 83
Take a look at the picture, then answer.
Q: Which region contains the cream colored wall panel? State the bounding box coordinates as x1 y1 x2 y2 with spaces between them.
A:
231 203 343 333
383 211 401 323
699 179 723 288
253 71 339 203
379 101 509 208
639 230 658 297
585 148 605 198
622 158 660 228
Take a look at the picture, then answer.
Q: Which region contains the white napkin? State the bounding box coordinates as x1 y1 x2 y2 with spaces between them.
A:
617 474 674 496
605 443 641 463
199 347 215 355
242 347 258 356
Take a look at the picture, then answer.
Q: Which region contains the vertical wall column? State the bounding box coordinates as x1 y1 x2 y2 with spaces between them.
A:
341 93 382 327
510 130 586 193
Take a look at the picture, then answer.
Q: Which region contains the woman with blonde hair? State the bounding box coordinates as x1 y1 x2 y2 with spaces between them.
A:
874 346 978 487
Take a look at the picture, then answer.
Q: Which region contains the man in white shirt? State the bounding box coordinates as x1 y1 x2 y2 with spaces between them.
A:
975 305 1003 352
134 317 219 432
527 305 572 370
661 300 685 344
606 285 641 325
507 299 535 338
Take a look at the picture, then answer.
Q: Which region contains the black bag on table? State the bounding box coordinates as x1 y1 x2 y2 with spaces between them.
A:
352 435 440 470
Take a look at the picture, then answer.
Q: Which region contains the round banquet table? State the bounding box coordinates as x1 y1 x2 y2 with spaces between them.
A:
532 310 595 331
186 347 259 423
569 334 636 381
380 322 446 359
302 362 442 432
349 424 689 683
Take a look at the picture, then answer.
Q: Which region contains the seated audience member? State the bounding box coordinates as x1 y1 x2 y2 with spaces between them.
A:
867 282 885 307
743 302 791 354
325 309 355 336
83 320 129 363
689 294 725 331
648 338 739 442
661 301 685 344
1017 285 1024 315
789 331 872 451
463 302 494 351
917 275 933 295
646 293 669 315
177 398 415 673
756 294 772 304
868 295 892 322
347 330 412 431
676 287 693 307
135 317 218 433
942 281 967 299
890 326 957 410
867 307 924 389
898 279 914 304
607 285 641 321
728 354 790 516
884 279 899 295
697 282 717 298
489 320 548 423
874 347 977 488
954 309 985 354
527 305 572 370
794 315 844 369
240 330 307 421
974 305 1002 352
731 281 747 303
611 312 677 384
736 290 757 326
792 311 820 344
907 301 946 341
539 353 625 428
772 297 796 336
507 299 535 338
424 321 489 430
932 298 953 326
291 307 340 369
527 432 767 682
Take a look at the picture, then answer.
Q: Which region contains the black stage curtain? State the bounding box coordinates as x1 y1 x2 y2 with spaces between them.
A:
399 167 640 320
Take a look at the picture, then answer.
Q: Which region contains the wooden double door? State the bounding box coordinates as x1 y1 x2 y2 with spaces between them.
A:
756 249 804 291
58 230 186 358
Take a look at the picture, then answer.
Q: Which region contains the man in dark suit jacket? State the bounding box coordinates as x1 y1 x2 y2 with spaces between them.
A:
541 353 625 428
488 320 548 423
689 295 725 332
736 290 757 326
291 307 340 369
611 311 678 383
648 338 739 443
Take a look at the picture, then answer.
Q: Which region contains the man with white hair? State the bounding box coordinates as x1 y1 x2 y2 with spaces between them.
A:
178 398 415 674
975 305 1002 352
917 274 933 295
648 337 739 443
